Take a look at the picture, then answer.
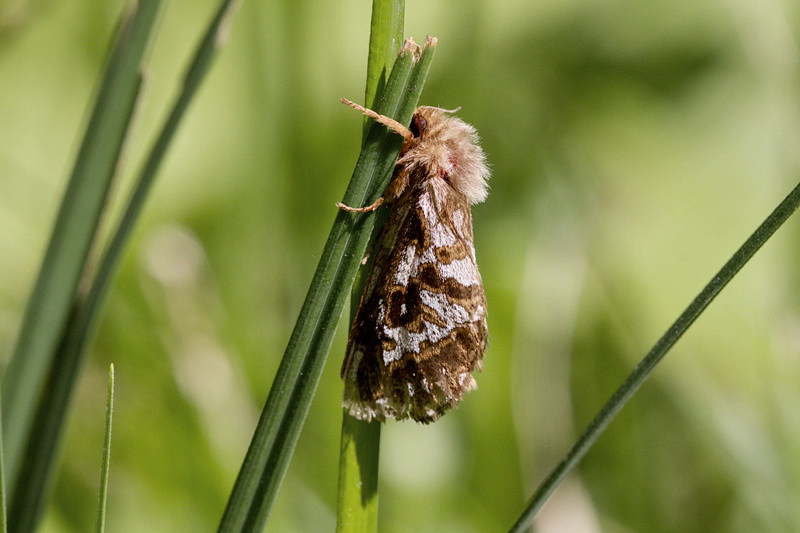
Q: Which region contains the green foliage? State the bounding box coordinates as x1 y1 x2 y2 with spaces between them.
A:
4 2 161 529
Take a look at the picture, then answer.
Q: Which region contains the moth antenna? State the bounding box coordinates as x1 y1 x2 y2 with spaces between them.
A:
340 98 413 141
424 105 461 114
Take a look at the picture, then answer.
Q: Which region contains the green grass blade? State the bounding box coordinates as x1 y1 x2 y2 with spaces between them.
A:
508 180 800 533
0 391 6 533
6 0 240 528
336 1 405 530
95 364 115 533
217 38 437 533
101 0 241 278
364 0 405 111
7 305 92 531
336 415 381 533
1 0 162 490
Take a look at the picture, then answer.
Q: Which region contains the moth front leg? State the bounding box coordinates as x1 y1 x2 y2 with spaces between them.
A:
336 196 384 213
337 97 416 213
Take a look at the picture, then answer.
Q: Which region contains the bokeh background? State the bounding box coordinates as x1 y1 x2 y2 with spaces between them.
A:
2 0 800 531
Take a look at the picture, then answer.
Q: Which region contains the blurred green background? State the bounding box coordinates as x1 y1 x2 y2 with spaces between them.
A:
2 0 800 531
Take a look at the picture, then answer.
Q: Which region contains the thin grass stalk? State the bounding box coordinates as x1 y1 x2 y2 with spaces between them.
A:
336 411 381 533
364 0 406 112
1 0 162 491
0 391 6 533
335 1 405 530
509 179 800 533
7 70 145 528
217 37 437 533
94 364 115 533
335 208 388 533
6 0 239 527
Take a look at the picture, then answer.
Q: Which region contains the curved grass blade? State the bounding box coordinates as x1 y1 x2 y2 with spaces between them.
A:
95 364 115 533
509 180 800 533
2 0 162 500
217 37 437 533
6 1 241 529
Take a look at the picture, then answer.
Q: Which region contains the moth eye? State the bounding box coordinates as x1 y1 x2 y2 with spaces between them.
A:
410 115 428 138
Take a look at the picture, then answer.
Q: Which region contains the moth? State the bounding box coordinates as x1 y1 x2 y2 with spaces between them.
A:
338 97 490 424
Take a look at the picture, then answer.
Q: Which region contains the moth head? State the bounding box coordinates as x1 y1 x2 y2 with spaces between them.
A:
408 106 457 139
407 106 490 205
409 113 429 138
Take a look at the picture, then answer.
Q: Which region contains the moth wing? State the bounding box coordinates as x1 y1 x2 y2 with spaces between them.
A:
342 177 487 423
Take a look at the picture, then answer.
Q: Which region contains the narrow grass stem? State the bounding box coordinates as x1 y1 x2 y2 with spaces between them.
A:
510 180 800 533
5 1 239 529
336 415 382 533
94 364 115 533
335 2 405 531
1 0 161 489
0 391 6 533
217 37 436 533
364 0 406 113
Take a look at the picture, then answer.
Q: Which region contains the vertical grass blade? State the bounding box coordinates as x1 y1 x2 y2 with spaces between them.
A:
364 0 405 111
1 0 162 490
0 391 6 533
217 37 437 533
336 414 381 533
336 1 405 530
95 364 115 533
6 1 241 529
508 180 800 533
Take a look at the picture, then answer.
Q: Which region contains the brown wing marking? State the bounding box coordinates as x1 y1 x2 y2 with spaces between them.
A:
342 177 487 423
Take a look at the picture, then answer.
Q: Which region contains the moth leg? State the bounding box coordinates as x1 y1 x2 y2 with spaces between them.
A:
337 97 414 212
336 161 410 212
340 98 413 142
337 196 384 212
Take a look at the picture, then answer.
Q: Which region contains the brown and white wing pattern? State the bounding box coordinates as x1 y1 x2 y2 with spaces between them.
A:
341 176 487 423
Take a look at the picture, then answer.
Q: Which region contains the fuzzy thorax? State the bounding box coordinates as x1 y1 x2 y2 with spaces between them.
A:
396 106 490 205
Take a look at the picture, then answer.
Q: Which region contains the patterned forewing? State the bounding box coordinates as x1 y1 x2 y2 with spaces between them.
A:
342 176 488 423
